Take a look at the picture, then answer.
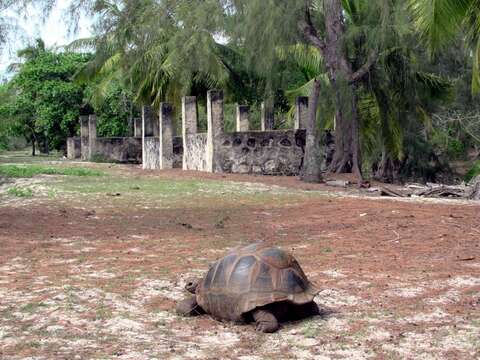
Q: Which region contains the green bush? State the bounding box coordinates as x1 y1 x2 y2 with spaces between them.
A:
446 138 465 158
0 165 104 178
465 161 480 182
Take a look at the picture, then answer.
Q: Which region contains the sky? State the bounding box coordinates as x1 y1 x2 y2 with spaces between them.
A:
0 0 92 77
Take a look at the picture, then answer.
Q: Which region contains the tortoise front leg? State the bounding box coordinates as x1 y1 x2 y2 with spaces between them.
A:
176 296 204 317
252 309 279 333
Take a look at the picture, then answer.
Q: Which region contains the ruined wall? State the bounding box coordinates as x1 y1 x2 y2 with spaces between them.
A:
93 138 142 163
142 136 183 170
67 137 81 159
184 133 208 171
173 136 183 168
74 92 315 173
143 137 160 169
217 130 306 175
180 92 312 175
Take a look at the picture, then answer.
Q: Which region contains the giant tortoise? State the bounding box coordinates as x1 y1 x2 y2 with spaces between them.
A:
176 243 319 332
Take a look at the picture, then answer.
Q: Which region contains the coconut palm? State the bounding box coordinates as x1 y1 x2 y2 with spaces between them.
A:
277 2 451 182
409 0 480 92
71 0 240 112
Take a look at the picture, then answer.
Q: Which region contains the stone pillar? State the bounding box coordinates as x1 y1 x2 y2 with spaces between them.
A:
182 96 197 170
159 103 174 169
88 114 97 160
294 96 309 130
67 138 76 159
261 101 274 131
80 115 89 161
153 113 160 137
134 118 142 137
236 105 250 132
142 106 154 137
142 105 161 170
206 90 224 173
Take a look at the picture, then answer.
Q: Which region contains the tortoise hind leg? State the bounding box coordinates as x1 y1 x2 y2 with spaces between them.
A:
252 309 279 333
176 296 204 317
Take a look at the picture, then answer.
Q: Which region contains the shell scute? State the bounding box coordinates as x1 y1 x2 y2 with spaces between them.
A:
252 262 274 292
229 255 256 292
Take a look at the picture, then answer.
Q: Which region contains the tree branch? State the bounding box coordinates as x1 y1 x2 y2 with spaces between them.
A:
298 4 326 52
349 50 378 84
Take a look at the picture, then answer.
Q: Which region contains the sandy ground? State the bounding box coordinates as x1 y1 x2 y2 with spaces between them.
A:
0 159 479 359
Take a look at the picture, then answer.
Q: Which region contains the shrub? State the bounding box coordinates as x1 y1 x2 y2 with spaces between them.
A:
465 161 480 183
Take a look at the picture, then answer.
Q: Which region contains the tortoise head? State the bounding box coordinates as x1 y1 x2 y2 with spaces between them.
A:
185 277 201 294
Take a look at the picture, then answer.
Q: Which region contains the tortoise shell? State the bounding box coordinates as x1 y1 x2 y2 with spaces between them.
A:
196 243 318 321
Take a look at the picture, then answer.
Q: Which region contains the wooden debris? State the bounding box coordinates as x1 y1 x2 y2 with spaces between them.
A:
326 175 480 201
455 257 476 262
380 186 408 198
413 185 466 198
374 177 479 200
325 180 349 188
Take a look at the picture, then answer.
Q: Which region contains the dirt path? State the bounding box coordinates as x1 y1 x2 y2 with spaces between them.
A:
0 163 479 359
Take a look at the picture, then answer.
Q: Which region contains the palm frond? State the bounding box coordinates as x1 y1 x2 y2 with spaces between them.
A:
408 0 473 54
472 37 480 93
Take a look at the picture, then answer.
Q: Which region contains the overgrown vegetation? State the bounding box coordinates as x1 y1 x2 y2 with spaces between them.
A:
466 161 480 182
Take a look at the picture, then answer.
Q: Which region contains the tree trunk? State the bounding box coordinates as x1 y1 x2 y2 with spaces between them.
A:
301 78 323 182
299 0 377 181
43 132 49 155
31 133 36 157
329 82 361 178
322 0 362 179
125 93 134 137
374 151 400 183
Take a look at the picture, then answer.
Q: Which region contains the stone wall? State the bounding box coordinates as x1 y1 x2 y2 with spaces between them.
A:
179 91 313 175
93 137 142 163
142 136 183 169
217 130 306 175
173 136 184 168
184 133 208 171
72 91 319 175
143 137 160 169
67 137 81 159
73 108 183 167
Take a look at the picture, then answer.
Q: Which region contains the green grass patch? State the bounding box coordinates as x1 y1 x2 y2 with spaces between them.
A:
0 150 63 164
20 302 47 314
7 186 33 198
0 164 104 178
465 161 480 183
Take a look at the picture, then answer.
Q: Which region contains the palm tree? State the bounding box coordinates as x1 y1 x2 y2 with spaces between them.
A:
277 3 451 182
409 0 480 92
72 0 235 111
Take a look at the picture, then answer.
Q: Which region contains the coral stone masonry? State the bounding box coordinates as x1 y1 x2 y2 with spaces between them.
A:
67 90 322 175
